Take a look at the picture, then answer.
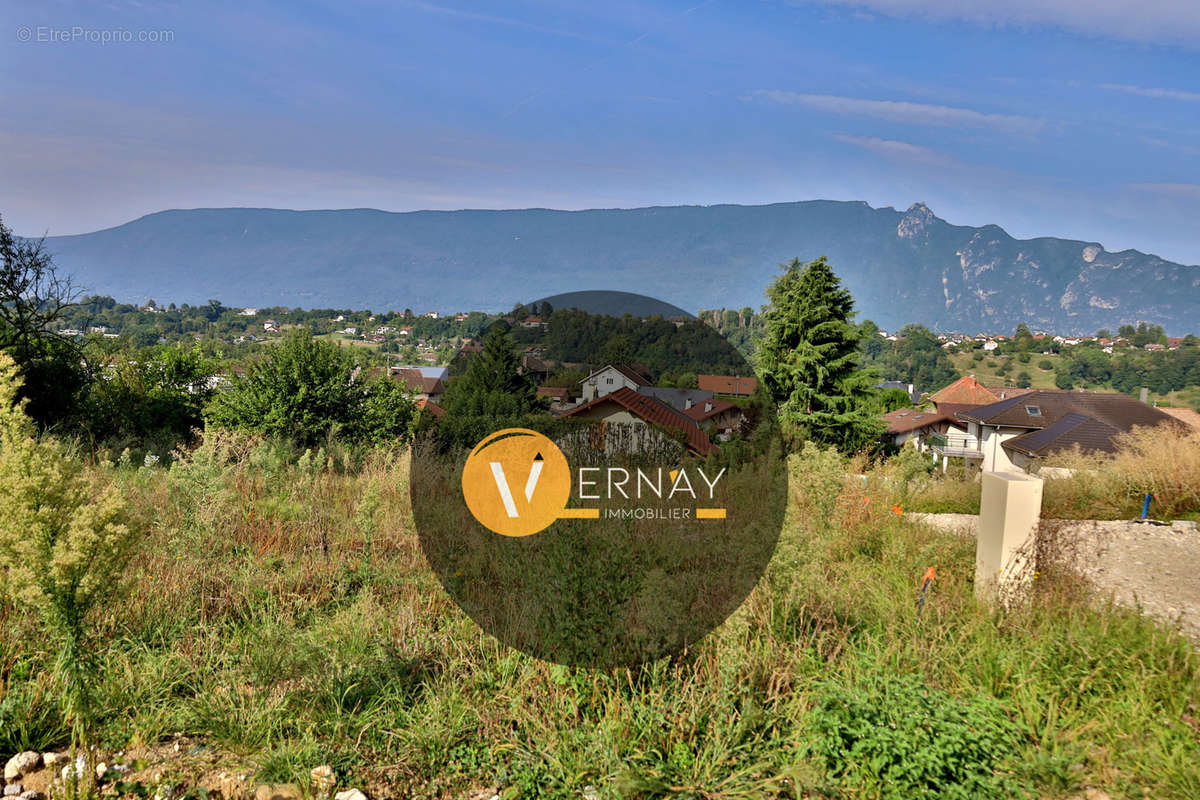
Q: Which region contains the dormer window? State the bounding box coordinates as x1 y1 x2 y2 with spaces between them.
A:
1026 405 1042 416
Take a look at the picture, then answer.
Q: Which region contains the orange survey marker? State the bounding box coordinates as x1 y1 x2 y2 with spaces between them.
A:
916 566 937 621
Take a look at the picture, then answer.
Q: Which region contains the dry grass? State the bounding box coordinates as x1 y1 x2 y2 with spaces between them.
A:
0 434 1196 798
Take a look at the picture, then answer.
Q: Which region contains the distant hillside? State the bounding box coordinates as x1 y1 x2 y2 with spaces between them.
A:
532 291 692 319
38 202 1200 333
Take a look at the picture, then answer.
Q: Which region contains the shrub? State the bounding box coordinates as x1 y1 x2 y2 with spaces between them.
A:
1038 360 1053 371
808 674 1027 798
1017 352 1031 364
205 328 415 446
0 354 142 792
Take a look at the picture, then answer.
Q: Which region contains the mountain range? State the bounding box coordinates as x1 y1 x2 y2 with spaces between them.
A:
38 201 1200 334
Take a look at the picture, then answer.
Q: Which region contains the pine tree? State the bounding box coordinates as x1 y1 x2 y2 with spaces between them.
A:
439 325 537 446
756 257 883 451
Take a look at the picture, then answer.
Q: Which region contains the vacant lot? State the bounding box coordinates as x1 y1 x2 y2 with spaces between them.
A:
2 440 1197 799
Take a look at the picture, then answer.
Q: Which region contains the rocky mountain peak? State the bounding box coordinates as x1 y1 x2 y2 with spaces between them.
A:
897 202 937 240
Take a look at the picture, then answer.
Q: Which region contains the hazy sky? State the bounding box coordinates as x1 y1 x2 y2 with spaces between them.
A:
3 0 1199 264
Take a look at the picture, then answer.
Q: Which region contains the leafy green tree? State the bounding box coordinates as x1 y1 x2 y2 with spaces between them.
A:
1096 329 1112 340
438 325 537 447
80 342 218 454
756 257 883 452
205 328 414 445
1012 322 1035 353
0 215 88 427
1016 371 1032 388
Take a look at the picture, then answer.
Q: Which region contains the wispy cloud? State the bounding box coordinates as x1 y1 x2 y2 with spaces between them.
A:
755 90 1043 132
803 1 1200 46
832 134 957 165
1100 83 1200 102
1130 182 1200 199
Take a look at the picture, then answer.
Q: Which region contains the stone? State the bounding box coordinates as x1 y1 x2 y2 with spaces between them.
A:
254 784 304 800
310 765 335 793
1171 519 1197 532
40 753 65 770
334 790 368 800
19 791 41 800
3 784 21 796
60 755 87 782
3 753 39 783
95 762 108 779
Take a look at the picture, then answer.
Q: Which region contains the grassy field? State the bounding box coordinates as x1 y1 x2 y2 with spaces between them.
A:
1 437 1198 799
947 351 1200 408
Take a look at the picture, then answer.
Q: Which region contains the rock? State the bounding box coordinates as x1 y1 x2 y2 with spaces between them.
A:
310 765 335 793
3 753 39 783
19 791 41 800
254 784 304 800
334 790 368 800
3 784 21 796
583 786 600 800
1171 520 1197 532
95 761 108 779
40 753 65 770
1084 790 1112 800
60 755 87 782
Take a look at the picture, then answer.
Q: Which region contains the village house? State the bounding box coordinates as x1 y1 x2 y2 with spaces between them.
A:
637 387 714 412
883 375 1034 463
957 390 1183 472
562 387 716 456
580 364 652 402
684 398 744 439
392 367 446 403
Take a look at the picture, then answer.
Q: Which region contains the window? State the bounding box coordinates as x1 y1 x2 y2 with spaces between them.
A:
1025 405 1042 416
606 377 614 385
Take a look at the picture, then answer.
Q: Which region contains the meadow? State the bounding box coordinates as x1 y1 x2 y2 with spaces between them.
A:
1 432 1197 799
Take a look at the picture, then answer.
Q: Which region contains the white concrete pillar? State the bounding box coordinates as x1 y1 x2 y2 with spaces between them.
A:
975 471 1044 605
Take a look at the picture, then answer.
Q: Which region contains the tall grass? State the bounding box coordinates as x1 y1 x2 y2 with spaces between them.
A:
0 433 1195 798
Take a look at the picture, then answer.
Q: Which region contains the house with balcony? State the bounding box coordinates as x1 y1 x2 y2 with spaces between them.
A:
956 390 1182 472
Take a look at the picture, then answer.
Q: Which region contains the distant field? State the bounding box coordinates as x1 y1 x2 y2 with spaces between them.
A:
948 351 1063 390
947 351 1200 408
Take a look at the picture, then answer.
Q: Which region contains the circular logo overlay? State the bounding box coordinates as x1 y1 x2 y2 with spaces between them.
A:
411 291 787 668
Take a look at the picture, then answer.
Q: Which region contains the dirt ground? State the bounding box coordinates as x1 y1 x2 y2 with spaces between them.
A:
910 513 1200 642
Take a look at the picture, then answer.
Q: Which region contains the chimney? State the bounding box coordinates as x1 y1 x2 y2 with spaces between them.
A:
685 397 693 410
1139 387 1149 404
705 401 713 413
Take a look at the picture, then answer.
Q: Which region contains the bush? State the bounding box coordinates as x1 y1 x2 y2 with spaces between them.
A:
1017 352 1032 363
205 329 415 446
808 674 1027 798
1038 360 1053 371
0 354 142 790
1016 371 1032 388
972 352 984 362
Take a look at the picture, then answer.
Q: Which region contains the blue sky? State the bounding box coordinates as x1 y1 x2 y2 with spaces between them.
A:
3 0 1199 264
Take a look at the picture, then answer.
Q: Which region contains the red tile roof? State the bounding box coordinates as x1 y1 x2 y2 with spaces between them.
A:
1159 407 1200 429
394 368 445 395
697 374 758 396
928 375 999 407
536 386 569 400
415 398 445 417
881 407 954 435
562 387 716 455
683 398 741 424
